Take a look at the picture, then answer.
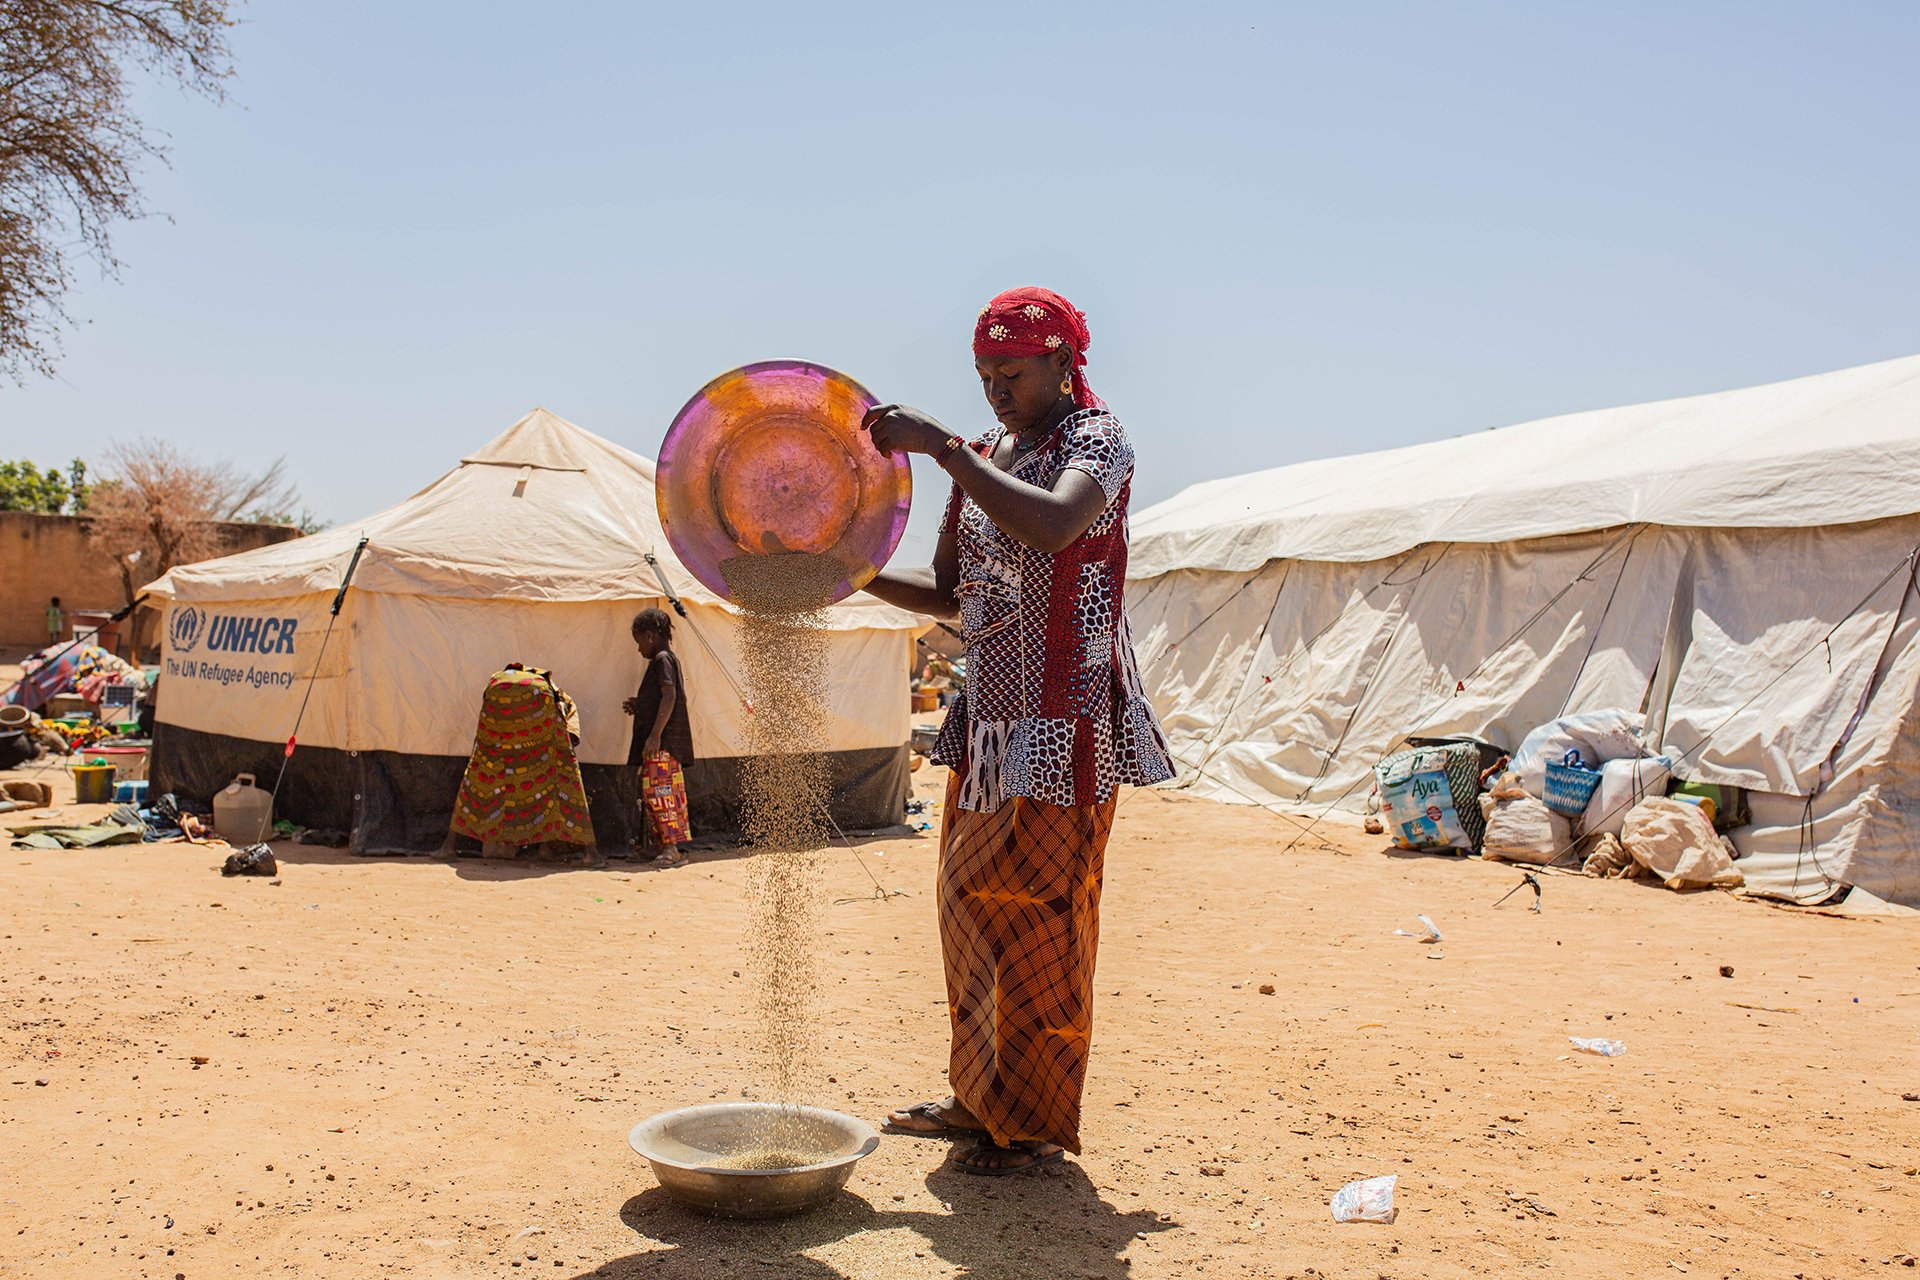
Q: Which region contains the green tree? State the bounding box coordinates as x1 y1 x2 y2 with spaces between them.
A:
250 506 331 535
0 456 88 512
1 1 238 382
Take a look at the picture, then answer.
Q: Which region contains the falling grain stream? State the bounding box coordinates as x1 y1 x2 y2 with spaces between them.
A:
719 552 845 1164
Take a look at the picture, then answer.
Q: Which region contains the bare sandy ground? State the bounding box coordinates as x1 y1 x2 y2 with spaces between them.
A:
2 754 1917 1279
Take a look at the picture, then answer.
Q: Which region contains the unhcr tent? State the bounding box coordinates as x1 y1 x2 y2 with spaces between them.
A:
143 408 928 853
1127 353 1920 907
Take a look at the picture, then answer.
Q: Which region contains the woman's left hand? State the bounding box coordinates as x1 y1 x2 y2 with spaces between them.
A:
863 404 952 456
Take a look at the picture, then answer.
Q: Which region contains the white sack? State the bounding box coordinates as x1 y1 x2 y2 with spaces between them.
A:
1621 797 1744 889
1510 710 1646 798
1582 755 1673 838
1479 792 1571 866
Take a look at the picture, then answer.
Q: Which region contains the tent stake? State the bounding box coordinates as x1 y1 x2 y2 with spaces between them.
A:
1494 872 1542 913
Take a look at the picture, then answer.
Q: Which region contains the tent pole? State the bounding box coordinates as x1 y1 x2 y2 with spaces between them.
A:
267 536 369 819
642 551 752 709
642 553 689 621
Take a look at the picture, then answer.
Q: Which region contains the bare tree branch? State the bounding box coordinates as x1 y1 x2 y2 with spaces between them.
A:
0 0 237 381
86 438 297 604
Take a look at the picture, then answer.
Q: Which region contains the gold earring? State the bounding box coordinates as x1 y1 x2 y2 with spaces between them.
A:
1060 376 1074 396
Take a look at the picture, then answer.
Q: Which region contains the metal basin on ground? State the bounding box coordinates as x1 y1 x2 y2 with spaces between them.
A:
628 1102 881 1219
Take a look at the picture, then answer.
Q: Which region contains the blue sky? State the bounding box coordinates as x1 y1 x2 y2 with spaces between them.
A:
5 1 1917 560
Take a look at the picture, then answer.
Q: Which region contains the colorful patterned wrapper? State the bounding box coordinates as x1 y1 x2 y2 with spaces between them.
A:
643 751 691 846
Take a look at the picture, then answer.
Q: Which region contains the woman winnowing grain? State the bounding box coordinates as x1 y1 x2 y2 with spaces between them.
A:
859 286 1174 1176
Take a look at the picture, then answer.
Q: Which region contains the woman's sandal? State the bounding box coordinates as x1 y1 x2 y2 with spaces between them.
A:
952 1137 1066 1177
881 1099 981 1138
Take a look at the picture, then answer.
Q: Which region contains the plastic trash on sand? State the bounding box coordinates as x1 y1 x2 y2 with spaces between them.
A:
1331 1174 1398 1223
1569 1036 1625 1057
1392 914 1442 942
220 843 278 877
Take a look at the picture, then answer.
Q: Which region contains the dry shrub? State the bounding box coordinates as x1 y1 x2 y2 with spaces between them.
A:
86 438 295 604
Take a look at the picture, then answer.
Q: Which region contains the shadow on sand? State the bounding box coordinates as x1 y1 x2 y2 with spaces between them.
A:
563 1159 1175 1279
254 826 928 882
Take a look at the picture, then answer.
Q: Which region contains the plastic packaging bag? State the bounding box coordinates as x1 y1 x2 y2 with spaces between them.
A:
1375 747 1476 853
1392 914 1443 942
1569 1036 1626 1057
220 843 278 877
1330 1174 1398 1223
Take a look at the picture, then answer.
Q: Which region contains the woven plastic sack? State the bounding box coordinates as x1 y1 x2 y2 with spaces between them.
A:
1375 743 1482 853
1621 797 1743 889
1479 792 1571 865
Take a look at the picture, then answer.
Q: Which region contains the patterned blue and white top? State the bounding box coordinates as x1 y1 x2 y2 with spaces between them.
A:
931 408 1175 813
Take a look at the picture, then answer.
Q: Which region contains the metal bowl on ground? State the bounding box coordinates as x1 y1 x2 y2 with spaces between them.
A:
628 1102 881 1219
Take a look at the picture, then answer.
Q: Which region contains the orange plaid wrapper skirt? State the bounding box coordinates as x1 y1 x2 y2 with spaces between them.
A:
450 668 593 846
643 751 691 845
938 772 1117 1154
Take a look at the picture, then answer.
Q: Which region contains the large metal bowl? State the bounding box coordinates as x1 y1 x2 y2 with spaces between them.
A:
655 360 911 608
628 1102 881 1219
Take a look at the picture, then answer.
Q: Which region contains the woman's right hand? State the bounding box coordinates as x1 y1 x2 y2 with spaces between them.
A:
862 404 953 457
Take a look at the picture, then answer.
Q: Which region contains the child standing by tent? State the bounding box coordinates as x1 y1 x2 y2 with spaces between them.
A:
625 608 695 867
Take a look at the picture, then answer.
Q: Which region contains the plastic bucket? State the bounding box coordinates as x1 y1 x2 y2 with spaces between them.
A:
71 763 117 804
90 745 148 782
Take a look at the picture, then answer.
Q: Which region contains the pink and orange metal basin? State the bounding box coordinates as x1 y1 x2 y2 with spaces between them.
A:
656 360 911 607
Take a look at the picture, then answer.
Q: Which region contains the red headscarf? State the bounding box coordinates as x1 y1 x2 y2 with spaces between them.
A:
971 286 1105 411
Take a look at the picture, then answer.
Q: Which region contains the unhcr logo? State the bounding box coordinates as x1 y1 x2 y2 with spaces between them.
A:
204 614 299 655
169 606 207 654
168 608 298 656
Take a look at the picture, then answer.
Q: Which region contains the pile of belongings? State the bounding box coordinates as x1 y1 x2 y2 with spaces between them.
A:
2 643 139 714
1477 710 1746 890
11 812 145 850
6 792 212 850
0 705 76 767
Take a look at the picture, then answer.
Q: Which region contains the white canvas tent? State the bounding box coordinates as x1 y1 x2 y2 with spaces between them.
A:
1127 353 1920 906
142 408 928 852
